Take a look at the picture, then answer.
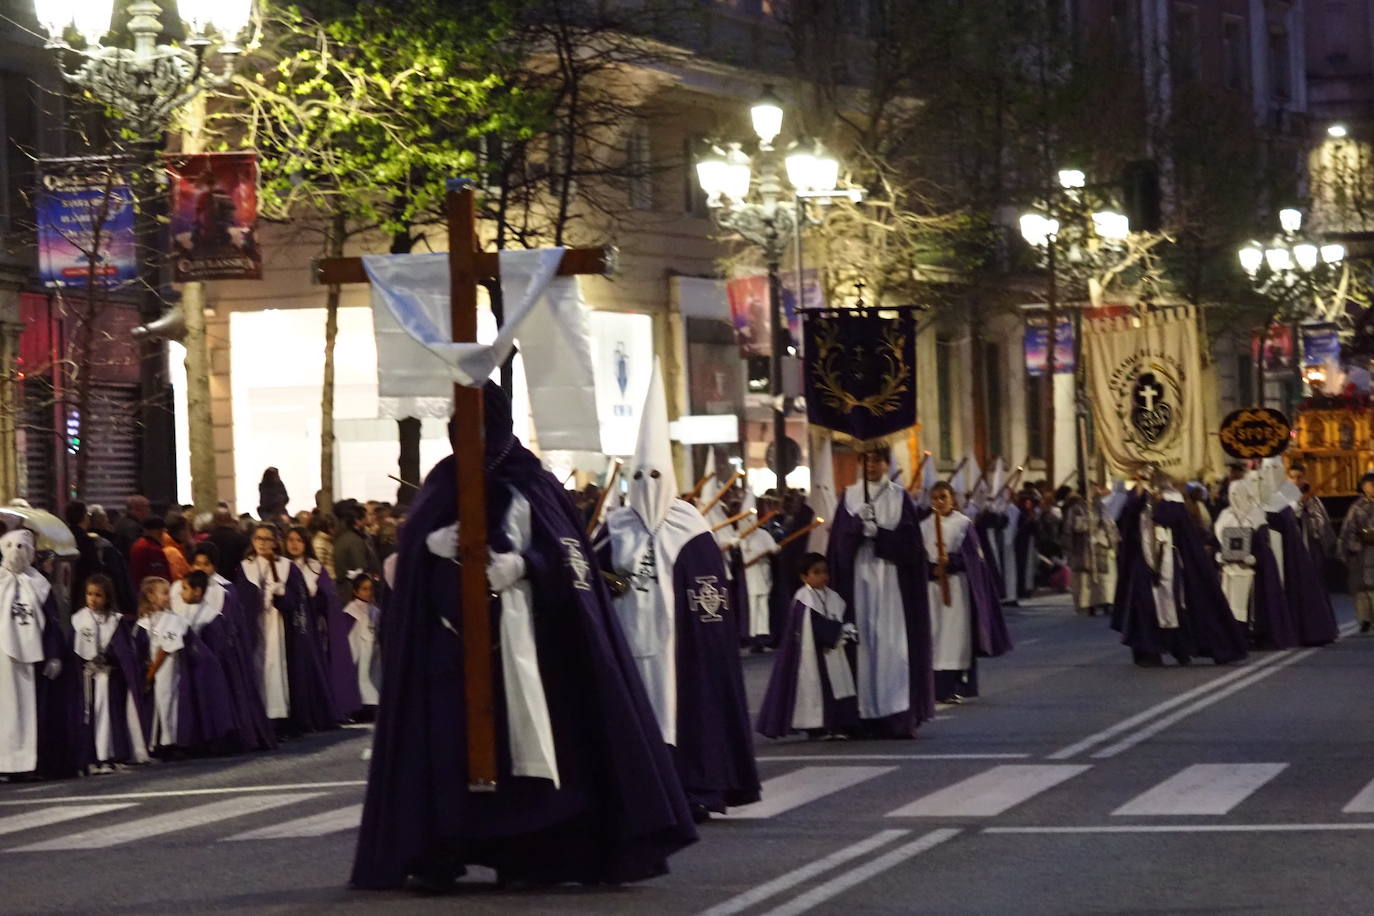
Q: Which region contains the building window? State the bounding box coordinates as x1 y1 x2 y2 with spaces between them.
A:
0 71 38 232
936 337 953 461
1325 1 1350 66
1268 23 1292 101
1111 0 1137 59
1236 352 1254 406
982 341 1004 462
1026 373 1047 464
683 137 709 217
1170 4 1200 84
1222 15 1249 91
628 121 652 210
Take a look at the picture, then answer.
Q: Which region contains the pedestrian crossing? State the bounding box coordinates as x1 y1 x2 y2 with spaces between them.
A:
3 761 1374 851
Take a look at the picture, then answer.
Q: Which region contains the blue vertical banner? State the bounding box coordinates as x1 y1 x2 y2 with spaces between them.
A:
1024 314 1075 376
1300 321 1341 369
36 158 138 289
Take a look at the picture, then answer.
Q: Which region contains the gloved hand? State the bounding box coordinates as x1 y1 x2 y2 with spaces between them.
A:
42 658 61 680
486 551 526 593
859 503 877 523
1243 554 1255 567
841 622 859 644
724 539 741 551
861 519 879 539
426 523 459 559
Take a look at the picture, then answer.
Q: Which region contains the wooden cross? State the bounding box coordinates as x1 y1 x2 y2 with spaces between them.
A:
316 183 611 791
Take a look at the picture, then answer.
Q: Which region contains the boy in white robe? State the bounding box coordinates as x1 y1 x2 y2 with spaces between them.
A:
0 528 65 776
137 577 188 754
343 573 381 712
71 574 147 773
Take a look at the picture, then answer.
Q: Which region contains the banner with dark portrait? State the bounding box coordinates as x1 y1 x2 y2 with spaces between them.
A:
165 151 261 281
803 306 918 448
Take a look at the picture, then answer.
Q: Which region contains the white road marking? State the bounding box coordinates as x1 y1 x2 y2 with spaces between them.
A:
695 829 911 916
0 781 364 807
1112 764 1288 816
886 764 1091 818
223 803 363 840
8 792 322 851
722 767 895 819
757 754 1031 762
1091 648 1327 758
0 804 137 838
987 823 1374 835
1052 621 1357 761
1341 776 1374 813
1046 653 1289 760
756 829 961 916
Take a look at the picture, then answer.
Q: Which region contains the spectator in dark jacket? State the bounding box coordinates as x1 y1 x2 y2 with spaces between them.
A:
331 501 380 605
258 467 290 521
65 500 135 619
113 494 151 558
206 508 248 579
129 516 172 586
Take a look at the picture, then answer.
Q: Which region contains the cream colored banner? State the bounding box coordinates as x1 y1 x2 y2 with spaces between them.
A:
1084 306 1212 480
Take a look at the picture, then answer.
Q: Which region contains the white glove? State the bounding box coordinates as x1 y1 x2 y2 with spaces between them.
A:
859 503 877 523
486 551 526 592
725 539 741 551
42 659 61 680
841 622 859 643
861 520 879 539
426 523 459 559
1243 554 1255 567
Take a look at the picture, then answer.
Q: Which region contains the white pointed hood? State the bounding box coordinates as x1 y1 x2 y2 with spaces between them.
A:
807 433 837 553
699 447 719 508
628 359 678 530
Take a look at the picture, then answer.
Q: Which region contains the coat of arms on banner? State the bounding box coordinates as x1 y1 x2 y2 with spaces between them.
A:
803 306 919 448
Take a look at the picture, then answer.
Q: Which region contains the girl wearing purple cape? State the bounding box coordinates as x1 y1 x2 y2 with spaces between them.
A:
757 553 858 739
70 574 147 772
285 526 363 721
233 525 338 737
924 482 1013 703
352 381 697 891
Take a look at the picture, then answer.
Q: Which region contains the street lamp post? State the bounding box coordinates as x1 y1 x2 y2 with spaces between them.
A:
34 0 252 506
1238 208 1346 410
1021 171 1131 495
695 89 859 491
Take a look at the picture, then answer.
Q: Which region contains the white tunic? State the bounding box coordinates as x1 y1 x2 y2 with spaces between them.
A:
72 608 121 762
0 567 49 773
344 599 379 706
171 582 227 635
1213 508 1255 623
844 479 911 720
790 585 856 730
140 610 188 751
922 512 975 672
243 557 292 720
739 527 775 638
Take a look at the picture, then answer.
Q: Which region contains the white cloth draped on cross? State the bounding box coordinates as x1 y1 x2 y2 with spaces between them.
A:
364 247 601 451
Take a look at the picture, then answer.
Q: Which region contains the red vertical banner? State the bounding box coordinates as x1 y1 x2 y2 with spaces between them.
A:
164 151 261 281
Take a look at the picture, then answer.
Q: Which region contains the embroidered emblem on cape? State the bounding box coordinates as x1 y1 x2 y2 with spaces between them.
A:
561 538 592 591
632 543 657 593
689 576 726 623
11 600 34 626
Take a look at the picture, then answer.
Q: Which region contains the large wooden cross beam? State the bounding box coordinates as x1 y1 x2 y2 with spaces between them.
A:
316 184 611 791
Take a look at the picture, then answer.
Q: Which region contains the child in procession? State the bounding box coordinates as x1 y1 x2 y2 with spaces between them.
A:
342 572 381 720
756 553 858 740
70 574 147 773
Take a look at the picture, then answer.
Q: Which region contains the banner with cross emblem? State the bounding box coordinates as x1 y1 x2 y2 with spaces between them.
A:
1084 305 1212 479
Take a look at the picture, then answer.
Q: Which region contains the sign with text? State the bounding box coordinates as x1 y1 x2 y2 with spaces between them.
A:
726 269 822 358
36 159 138 289
165 151 261 281
1024 314 1075 375
1219 407 1291 459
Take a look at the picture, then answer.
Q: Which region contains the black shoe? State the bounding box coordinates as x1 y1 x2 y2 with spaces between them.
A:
691 804 713 824
1362 621 1372 634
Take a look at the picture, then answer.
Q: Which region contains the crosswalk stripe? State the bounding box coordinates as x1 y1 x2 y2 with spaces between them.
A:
8 793 323 852
222 803 363 841
0 804 137 838
723 767 896 820
886 764 1091 818
1113 764 1287 816
1341 776 1374 813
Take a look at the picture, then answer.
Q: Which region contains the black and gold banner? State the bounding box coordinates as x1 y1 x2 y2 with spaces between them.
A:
803 307 918 449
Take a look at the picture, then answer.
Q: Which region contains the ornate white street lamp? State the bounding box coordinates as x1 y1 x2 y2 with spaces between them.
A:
695 88 859 488
34 0 252 135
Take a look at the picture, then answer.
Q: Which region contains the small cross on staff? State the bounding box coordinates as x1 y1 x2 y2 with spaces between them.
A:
317 181 611 791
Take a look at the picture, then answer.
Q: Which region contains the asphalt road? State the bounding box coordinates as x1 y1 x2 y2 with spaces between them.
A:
4 593 1373 915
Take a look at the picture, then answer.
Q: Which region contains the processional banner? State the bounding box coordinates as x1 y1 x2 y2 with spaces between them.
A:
803 306 918 449
1084 305 1212 478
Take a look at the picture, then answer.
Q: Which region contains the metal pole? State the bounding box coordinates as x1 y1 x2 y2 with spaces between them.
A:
1045 236 1058 483
767 227 787 492
1073 304 1087 496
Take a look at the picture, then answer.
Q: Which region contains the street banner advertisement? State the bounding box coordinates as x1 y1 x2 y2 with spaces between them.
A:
165 151 261 281
804 306 918 448
1301 321 1341 369
726 269 821 357
1252 324 1294 372
1085 305 1212 478
1218 407 1291 460
36 159 138 289
1024 313 1075 375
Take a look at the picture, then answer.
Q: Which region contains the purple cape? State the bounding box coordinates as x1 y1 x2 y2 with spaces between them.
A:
826 489 934 736
1249 525 1299 650
756 597 858 738
1110 490 1151 633
768 506 816 644
231 564 339 733
351 446 697 890
974 510 1009 600
32 592 81 779
134 620 235 750
312 567 364 721
957 528 1014 658
201 588 276 752
668 531 762 811
69 618 143 767
1268 508 1339 647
